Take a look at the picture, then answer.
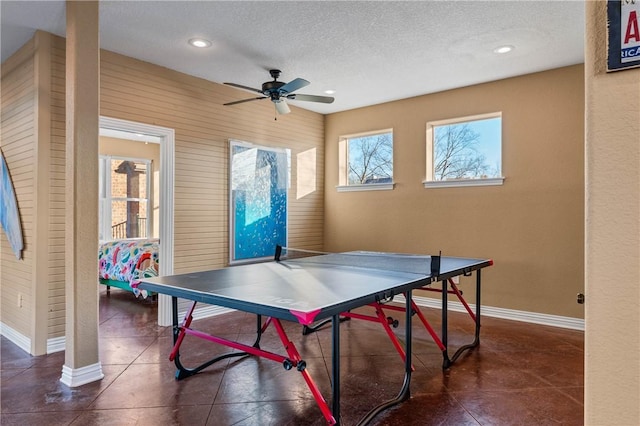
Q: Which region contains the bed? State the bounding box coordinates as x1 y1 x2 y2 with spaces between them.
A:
98 238 159 299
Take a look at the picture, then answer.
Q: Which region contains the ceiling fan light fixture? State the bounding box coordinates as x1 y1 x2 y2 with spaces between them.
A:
274 100 291 115
324 89 336 95
188 38 212 48
493 45 514 54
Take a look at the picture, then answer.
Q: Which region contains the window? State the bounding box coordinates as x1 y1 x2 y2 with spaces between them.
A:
337 129 394 192
425 113 504 188
99 156 152 241
230 140 290 263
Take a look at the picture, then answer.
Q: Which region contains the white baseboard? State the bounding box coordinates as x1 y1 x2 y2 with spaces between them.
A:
47 336 65 354
0 324 76 355
183 296 584 331
3 305 233 356
60 362 104 387
190 305 234 320
396 295 585 331
3 298 583 361
159 297 234 326
0 322 31 353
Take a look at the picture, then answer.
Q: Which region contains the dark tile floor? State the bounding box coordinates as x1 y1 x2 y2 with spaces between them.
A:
1 288 584 425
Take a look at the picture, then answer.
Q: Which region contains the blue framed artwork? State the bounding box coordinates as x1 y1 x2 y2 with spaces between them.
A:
230 140 289 262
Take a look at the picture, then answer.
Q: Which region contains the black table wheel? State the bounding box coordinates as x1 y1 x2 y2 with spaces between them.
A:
296 360 307 371
283 359 294 370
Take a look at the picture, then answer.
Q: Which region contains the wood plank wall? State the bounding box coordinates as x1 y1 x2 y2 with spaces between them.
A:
94 41 325 273
0 32 324 346
0 39 36 338
48 40 67 338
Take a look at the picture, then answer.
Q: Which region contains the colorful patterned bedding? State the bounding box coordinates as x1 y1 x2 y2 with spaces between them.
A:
98 238 159 298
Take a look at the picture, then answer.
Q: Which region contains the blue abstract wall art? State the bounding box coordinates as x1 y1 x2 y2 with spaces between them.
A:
230 141 289 261
0 148 24 260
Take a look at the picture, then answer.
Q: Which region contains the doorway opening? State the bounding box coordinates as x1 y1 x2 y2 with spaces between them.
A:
99 117 174 326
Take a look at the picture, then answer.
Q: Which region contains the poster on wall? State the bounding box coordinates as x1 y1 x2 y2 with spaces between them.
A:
230 140 289 262
607 0 640 71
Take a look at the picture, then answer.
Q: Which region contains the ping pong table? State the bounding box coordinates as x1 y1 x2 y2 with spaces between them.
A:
139 248 492 425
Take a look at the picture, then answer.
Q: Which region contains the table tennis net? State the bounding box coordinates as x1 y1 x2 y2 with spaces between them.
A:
276 247 433 276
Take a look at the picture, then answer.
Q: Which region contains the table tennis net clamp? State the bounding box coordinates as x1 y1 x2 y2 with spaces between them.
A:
278 246 482 369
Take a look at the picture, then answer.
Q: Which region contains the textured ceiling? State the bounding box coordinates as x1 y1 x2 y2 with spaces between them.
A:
1 1 585 114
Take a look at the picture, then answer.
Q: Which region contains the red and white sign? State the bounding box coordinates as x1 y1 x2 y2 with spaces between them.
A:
621 1 640 63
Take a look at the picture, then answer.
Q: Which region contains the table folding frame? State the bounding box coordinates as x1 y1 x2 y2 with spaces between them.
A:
169 297 336 424
167 292 417 426
372 271 483 368
301 270 483 369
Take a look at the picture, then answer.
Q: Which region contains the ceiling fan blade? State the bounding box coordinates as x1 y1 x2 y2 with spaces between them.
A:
286 93 335 104
278 78 309 94
224 97 266 106
224 82 263 94
274 100 291 115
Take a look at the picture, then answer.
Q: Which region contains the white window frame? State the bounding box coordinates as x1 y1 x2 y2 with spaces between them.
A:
99 155 152 241
337 128 395 192
424 112 505 188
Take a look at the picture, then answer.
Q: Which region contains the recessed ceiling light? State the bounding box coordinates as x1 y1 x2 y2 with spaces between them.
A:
494 45 514 54
324 89 336 95
189 38 212 48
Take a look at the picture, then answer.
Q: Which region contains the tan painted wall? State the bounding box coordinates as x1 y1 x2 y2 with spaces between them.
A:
584 1 640 424
325 65 585 319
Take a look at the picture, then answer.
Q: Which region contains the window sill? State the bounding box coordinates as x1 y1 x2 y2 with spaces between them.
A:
336 182 395 192
423 177 505 188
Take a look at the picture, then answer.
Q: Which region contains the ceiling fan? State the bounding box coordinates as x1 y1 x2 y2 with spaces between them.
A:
223 69 334 115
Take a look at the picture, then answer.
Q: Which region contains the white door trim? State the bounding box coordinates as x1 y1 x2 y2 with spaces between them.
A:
99 116 174 326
